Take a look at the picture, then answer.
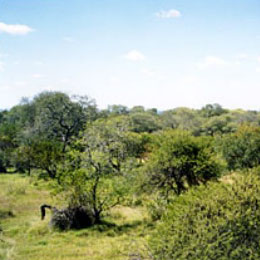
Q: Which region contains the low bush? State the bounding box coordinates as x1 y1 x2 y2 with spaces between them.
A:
149 171 260 259
49 206 95 230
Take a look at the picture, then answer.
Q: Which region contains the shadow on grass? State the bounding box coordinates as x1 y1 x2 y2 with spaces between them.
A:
0 209 14 220
75 219 155 238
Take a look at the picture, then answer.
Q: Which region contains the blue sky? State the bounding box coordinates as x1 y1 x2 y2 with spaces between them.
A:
0 0 260 110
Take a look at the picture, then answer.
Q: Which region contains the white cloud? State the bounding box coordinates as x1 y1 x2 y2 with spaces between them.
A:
124 50 145 62
0 22 33 35
256 67 260 73
197 56 228 70
156 9 181 19
257 56 260 63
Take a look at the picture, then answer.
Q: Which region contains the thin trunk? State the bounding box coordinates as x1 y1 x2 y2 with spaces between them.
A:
45 167 56 178
92 174 101 223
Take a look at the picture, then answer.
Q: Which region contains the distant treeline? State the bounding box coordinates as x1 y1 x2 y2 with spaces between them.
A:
1 91 260 174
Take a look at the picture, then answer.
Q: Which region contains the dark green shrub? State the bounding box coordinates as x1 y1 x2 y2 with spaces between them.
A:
220 125 260 170
143 130 222 197
149 172 260 259
50 206 95 230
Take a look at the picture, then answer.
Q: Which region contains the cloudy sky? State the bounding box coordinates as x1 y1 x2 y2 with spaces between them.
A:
0 0 260 110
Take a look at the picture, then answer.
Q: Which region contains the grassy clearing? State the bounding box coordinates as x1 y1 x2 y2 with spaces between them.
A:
0 174 151 260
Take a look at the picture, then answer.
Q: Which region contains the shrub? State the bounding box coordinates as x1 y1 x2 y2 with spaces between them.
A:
50 206 95 230
149 172 260 259
220 125 260 170
143 130 222 197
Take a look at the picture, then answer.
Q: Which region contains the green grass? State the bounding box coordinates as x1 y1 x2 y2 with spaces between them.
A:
0 174 151 260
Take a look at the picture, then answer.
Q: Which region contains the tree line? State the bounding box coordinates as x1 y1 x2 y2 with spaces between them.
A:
1 91 260 225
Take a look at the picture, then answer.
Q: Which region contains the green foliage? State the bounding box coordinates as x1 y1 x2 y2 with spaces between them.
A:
200 109 259 136
146 193 168 221
33 91 97 152
11 144 33 173
0 120 19 171
160 110 179 129
143 130 222 197
171 108 202 134
59 164 129 223
220 125 260 170
200 114 234 136
57 118 142 223
107 104 129 115
29 140 63 178
149 171 260 260
4 93 260 258
200 103 227 118
129 112 162 133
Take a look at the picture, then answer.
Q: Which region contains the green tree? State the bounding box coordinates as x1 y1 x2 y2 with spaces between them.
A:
130 106 145 113
220 125 260 170
33 91 97 152
160 110 179 129
58 118 142 223
169 107 202 135
143 130 221 197
0 120 18 172
107 104 129 115
30 139 63 178
129 112 162 133
200 103 227 118
200 113 234 136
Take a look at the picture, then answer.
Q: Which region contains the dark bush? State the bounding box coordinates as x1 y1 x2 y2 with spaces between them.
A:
220 125 260 170
50 206 95 230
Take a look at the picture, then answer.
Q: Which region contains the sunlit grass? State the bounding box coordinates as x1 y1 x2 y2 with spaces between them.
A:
0 174 151 260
